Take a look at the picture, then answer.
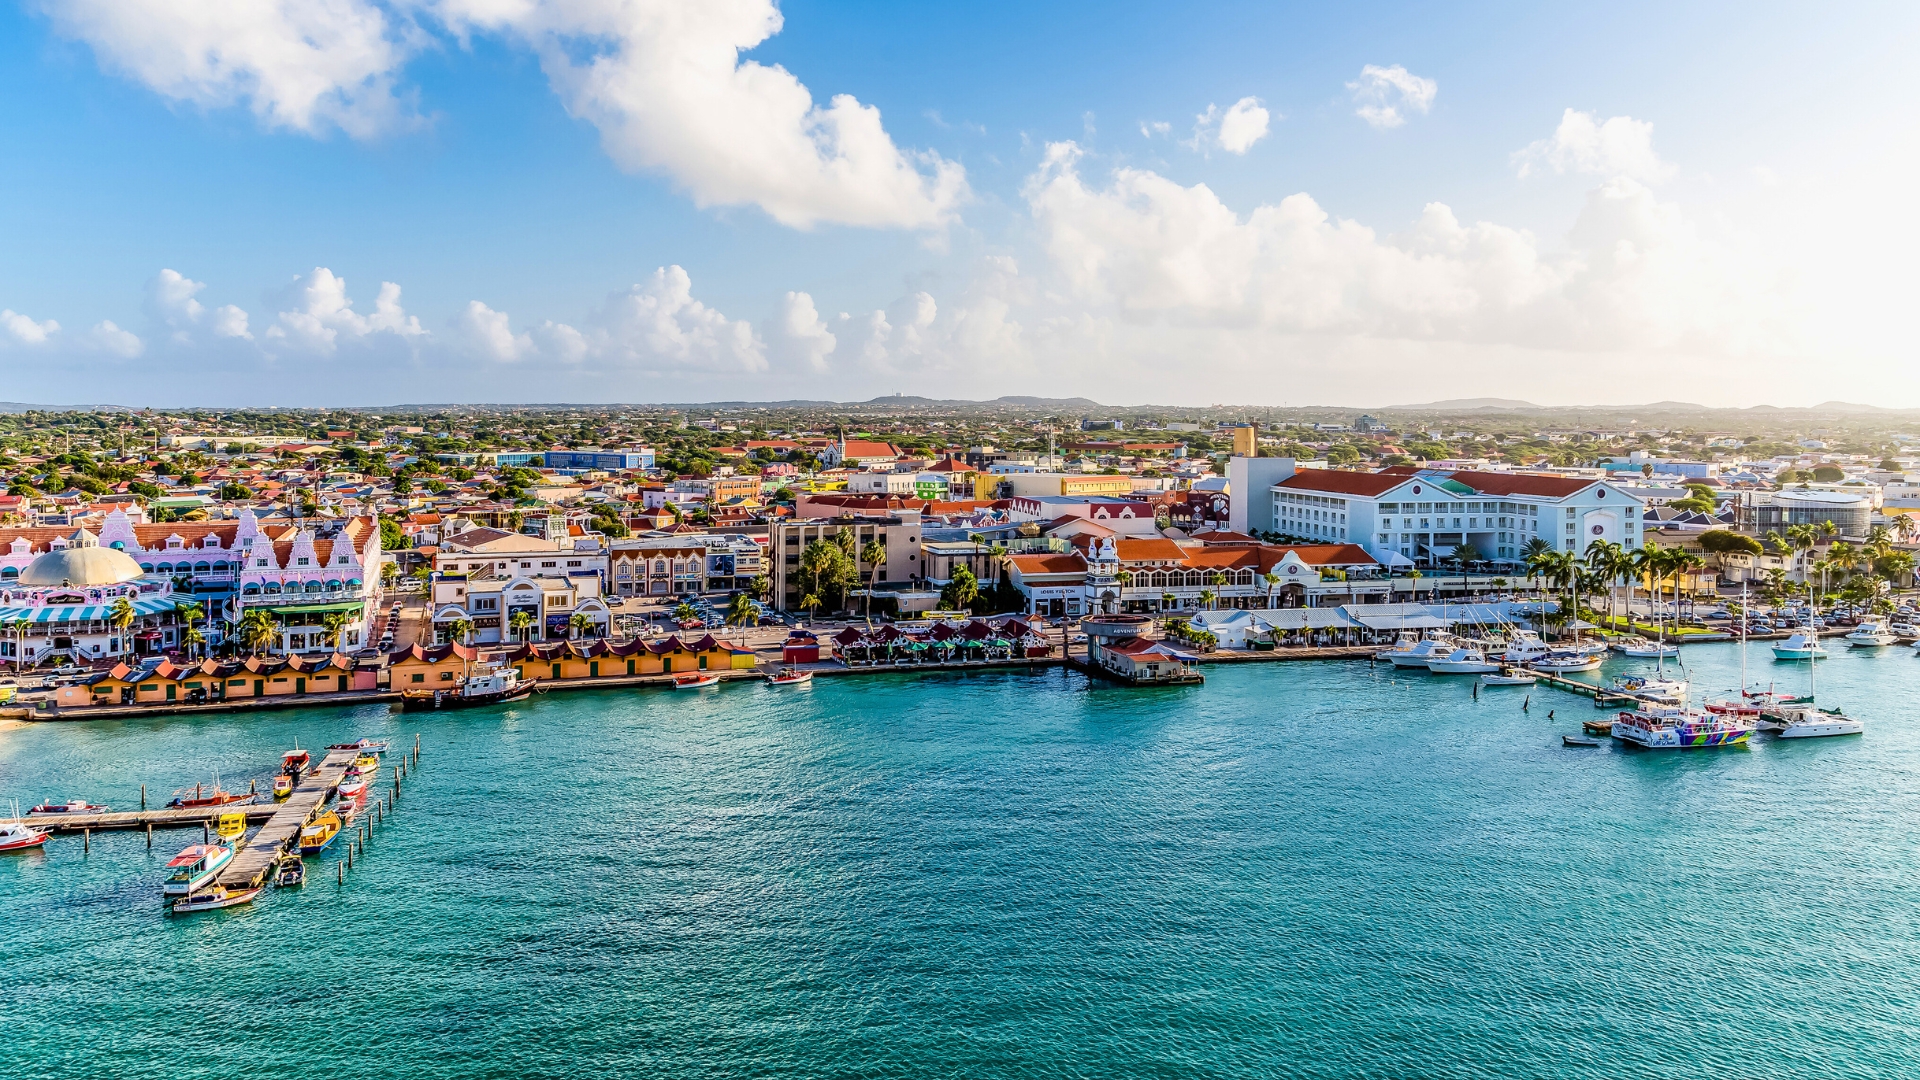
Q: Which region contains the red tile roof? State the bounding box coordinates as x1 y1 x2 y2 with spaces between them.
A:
1008 553 1087 576
1449 471 1595 498
1276 469 1410 497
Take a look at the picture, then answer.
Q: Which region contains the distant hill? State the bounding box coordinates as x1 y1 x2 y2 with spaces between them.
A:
1385 397 1539 410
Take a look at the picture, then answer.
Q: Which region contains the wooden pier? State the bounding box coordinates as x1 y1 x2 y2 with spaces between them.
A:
216 747 359 888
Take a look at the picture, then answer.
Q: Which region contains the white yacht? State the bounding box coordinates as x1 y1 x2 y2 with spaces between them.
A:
1762 705 1864 739
1377 633 1456 668
1426 647 1501 674
1533 647 1606 673
1845 620 1897 648
1497 630 1551 665
1611 635 1679 658
1609 674 1689 704
1772 632 1827 660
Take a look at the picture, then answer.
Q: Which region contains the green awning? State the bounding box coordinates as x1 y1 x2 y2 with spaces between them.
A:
255 600 366 615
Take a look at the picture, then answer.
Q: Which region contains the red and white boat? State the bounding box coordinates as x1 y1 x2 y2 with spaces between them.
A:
0 820 50 852
673 674 722 689
26 799 110 816
336 771 369 801
167 884 261 914
765 668 813 686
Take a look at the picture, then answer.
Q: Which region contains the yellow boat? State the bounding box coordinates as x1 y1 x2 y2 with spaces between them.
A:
298 811 341 856
353 753 381 779
214 811 248 846
272 774 294 800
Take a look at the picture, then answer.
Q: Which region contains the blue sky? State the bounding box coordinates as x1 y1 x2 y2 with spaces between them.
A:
1 0 1915 407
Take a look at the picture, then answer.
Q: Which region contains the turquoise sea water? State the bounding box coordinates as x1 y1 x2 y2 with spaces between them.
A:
4 644 1919 1078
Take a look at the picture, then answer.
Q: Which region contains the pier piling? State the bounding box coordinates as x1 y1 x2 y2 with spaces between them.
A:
145 823 152 849
140 784 146 810
82 828 89 854
337 861 343 885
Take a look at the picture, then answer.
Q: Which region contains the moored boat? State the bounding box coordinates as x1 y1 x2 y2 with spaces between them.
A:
167 885 261 914
272 774 294 800
1764 705 1864 739
1610 704 1755 749
1377 633 1456 668
275 854 305 888
162 843 235 895
1611 635 1679 658
1426 647 1501 674
167 782 256 810
1496 629 1551 665
1479 671 1537 686
0 820 50 852
26 799 110 816
1609 674 1689 704
400 664 537 711
327 738 389 753
1533 648 1605 673
673 673 723 689
298 811 342 856
1772 631 1827 660
1845 620 1897 648
336 771 369 801
766 668 813 686
214 811 248 847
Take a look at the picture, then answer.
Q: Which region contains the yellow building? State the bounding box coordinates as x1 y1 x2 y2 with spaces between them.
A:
1231 425 1257 457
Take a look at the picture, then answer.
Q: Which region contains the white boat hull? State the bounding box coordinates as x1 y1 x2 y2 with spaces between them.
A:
1429 660 1501 674
1479 674 1536 686
1777 718 1864 738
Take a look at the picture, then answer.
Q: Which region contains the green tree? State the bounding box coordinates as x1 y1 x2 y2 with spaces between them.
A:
108 596 136 657
446 617 475 645
794 538 858 613
378 516 408 551
320 611 351 651
860 540 888 618
726 592 758 628
568 611 599 640
940 565 980 611
508 609 537 643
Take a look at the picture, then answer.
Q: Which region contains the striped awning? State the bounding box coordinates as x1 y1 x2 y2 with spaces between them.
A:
0 596 179 623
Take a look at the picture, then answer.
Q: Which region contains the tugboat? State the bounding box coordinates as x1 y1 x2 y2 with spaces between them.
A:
400 663 537 710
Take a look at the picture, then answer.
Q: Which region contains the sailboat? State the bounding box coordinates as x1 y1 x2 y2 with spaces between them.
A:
1754 581 1862 738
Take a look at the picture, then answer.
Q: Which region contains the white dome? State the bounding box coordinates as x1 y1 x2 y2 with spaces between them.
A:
18 529 146 587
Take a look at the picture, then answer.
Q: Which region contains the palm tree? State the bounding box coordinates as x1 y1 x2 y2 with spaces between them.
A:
1198 588 1217 611
175 600 206 659
800 593 821 625
568 611 598 640
726 592 757 630
238 608 277 655
508 608 536 643
182 623 207 659
1262 570 1281 608
320 611 351 652
447 617 475 646
1161 591 1177 613
5 617 28 671
108 596 136 658
1894 515 1918 545
859 540 887 618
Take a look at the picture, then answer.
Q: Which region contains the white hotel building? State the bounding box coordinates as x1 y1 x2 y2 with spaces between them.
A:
1230 459 1646 567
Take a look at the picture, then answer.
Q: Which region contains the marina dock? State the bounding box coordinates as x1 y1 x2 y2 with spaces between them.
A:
216 747 359 888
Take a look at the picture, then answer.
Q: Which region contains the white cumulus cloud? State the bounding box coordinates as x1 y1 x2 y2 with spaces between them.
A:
1 309 60 346
1514 108 1674 183
585 265 764 371
1186 96 1273 154
265 268 425 353
42 0 967 230
1348 64 1437 129
767 291 836 372
86 320 144 358
1022 141 1790 355
37 0 411 136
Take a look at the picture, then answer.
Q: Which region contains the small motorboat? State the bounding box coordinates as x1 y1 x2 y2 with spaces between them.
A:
336 772 369 801
1772 632 1828 661
1562 735 1603 748
1426 647 1502 675
0 820 50 853
272 774 294 800
298 811 342 856
26 799 109 816
765 668 813 686
1612 636 1679 658
1479 671 1537 687
281 748 312 776
274 854 305 888
327 738 389 753
162 843 235 896
673 674 722 689
1845 621 1897 648
1533 649 1605 673
1609 675 1689 704
167 782 256 810
214 811 248 847
167 885 261 915
352 753 381 778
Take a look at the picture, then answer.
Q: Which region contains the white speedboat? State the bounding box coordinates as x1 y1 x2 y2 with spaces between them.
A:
1426 647 1501 674
0 820 50 853
1533 648 1605 673
1610 674 1689 704
1845 621 1897 648
1479 671 1537 686
1376 633 1456 668
1611 635 1679 658
1763 705 1864 738
1772 632 1827 660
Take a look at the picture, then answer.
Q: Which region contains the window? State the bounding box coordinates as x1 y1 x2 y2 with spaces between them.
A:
440 671 455 681
541 561 557 568
567 560 581 567
297 557 309 566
